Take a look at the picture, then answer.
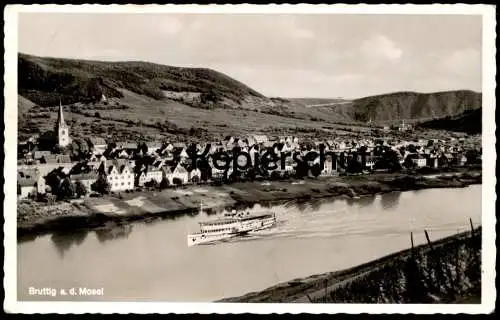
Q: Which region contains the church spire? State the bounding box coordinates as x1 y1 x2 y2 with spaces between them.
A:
57 99 66 127
55 98 70 148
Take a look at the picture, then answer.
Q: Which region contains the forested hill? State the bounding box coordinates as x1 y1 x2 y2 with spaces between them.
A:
18 53 265 107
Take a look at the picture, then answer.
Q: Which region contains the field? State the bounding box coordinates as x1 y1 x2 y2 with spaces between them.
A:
19 88 373 142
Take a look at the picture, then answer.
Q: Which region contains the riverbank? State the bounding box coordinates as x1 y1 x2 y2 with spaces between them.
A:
17 170 482 239
219 225 482 303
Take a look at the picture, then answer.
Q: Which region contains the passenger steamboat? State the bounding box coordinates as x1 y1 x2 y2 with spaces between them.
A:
187 203 276 246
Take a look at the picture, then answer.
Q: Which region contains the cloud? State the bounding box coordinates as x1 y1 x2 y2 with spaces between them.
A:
292 28 315 40
158 17 184 35
361 35 403 62
442 48 481 77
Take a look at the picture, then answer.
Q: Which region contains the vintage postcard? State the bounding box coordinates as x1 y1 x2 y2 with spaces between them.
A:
4 4 496 314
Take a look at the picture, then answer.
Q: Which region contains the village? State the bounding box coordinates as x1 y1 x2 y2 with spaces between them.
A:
17 102 482 202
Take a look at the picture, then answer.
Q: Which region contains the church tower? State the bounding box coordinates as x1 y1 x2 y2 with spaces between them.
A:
55 100 71 148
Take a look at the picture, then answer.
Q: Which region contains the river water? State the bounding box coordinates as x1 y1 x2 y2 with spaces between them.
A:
18 185 482 302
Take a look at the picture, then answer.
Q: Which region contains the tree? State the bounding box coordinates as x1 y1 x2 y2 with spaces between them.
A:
17 182 21 195
94 111 101 118
140 142 148 156
197 158 212 182
159 177 170 189
74 180 88 198
346 157 363 174
58 177 75 200
145 179 159 189
172 177 183 187
270 170 282 181
191 175 200 184
45 168 64 194
91 174 111 195
294 160 309 179
309 163 322 177
403 156 417 169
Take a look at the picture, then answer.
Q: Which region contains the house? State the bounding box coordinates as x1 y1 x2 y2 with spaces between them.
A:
412 155 427 168
146 142 162 155
173 142 187 149
33 150 52 160
178 148 189 162
106 161 134 191
118 149 129 159
88 137 107 155
122 142 138 152
321 157 336 176
458 154 468 166
137 166 163 186
253 135 269 145
17 169 45 199
89 154 107 163
40 154 71 164
365 155 376 170
170 163 189 185
70 172 98 195
246 136 257 147
189 168 201 184
18 177 37 199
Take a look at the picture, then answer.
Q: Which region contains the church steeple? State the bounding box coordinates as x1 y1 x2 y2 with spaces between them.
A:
55 99 70 148
57 99 66 127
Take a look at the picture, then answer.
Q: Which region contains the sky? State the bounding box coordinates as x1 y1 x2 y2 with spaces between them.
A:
18 13 482 99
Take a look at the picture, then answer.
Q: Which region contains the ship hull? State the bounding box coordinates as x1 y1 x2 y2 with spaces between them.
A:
187 219 276 246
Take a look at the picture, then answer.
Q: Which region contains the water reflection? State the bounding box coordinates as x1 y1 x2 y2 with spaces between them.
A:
50 229 89 258
345 197 355 207
295 200 308 213
309 198 323 212
380 192 402 210
18 233 39 244
95 224 133 244
356 195 377 208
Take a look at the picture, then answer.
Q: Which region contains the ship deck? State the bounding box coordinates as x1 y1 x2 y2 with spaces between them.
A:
199 212 274 226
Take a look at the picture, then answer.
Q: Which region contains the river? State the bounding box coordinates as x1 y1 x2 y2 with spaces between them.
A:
18 185 482 302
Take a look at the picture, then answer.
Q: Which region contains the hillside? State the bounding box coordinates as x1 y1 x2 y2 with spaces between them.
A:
417 108 482 134
18 53 265 108
17 53 482 141
348 90 482 123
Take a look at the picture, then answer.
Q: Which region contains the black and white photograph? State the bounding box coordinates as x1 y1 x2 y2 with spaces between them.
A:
3 4 496 314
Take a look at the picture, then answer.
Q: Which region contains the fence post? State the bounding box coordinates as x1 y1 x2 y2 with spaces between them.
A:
424 229 434 250
469 218 474 234
410 231 415 250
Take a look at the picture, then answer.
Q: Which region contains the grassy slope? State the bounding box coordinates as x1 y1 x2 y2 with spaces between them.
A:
17 53 482 140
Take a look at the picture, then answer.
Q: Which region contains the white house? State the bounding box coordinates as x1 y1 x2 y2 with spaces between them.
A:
88 137 107 155
321 158 336 176
170 163 189 185
106 162 134 192
412 156 427 168
18 178 37 199
138 166 163 186
189 168 201 183
18 169 46 199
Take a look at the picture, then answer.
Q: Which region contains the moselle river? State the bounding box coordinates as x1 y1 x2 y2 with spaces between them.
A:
18 185 481 302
